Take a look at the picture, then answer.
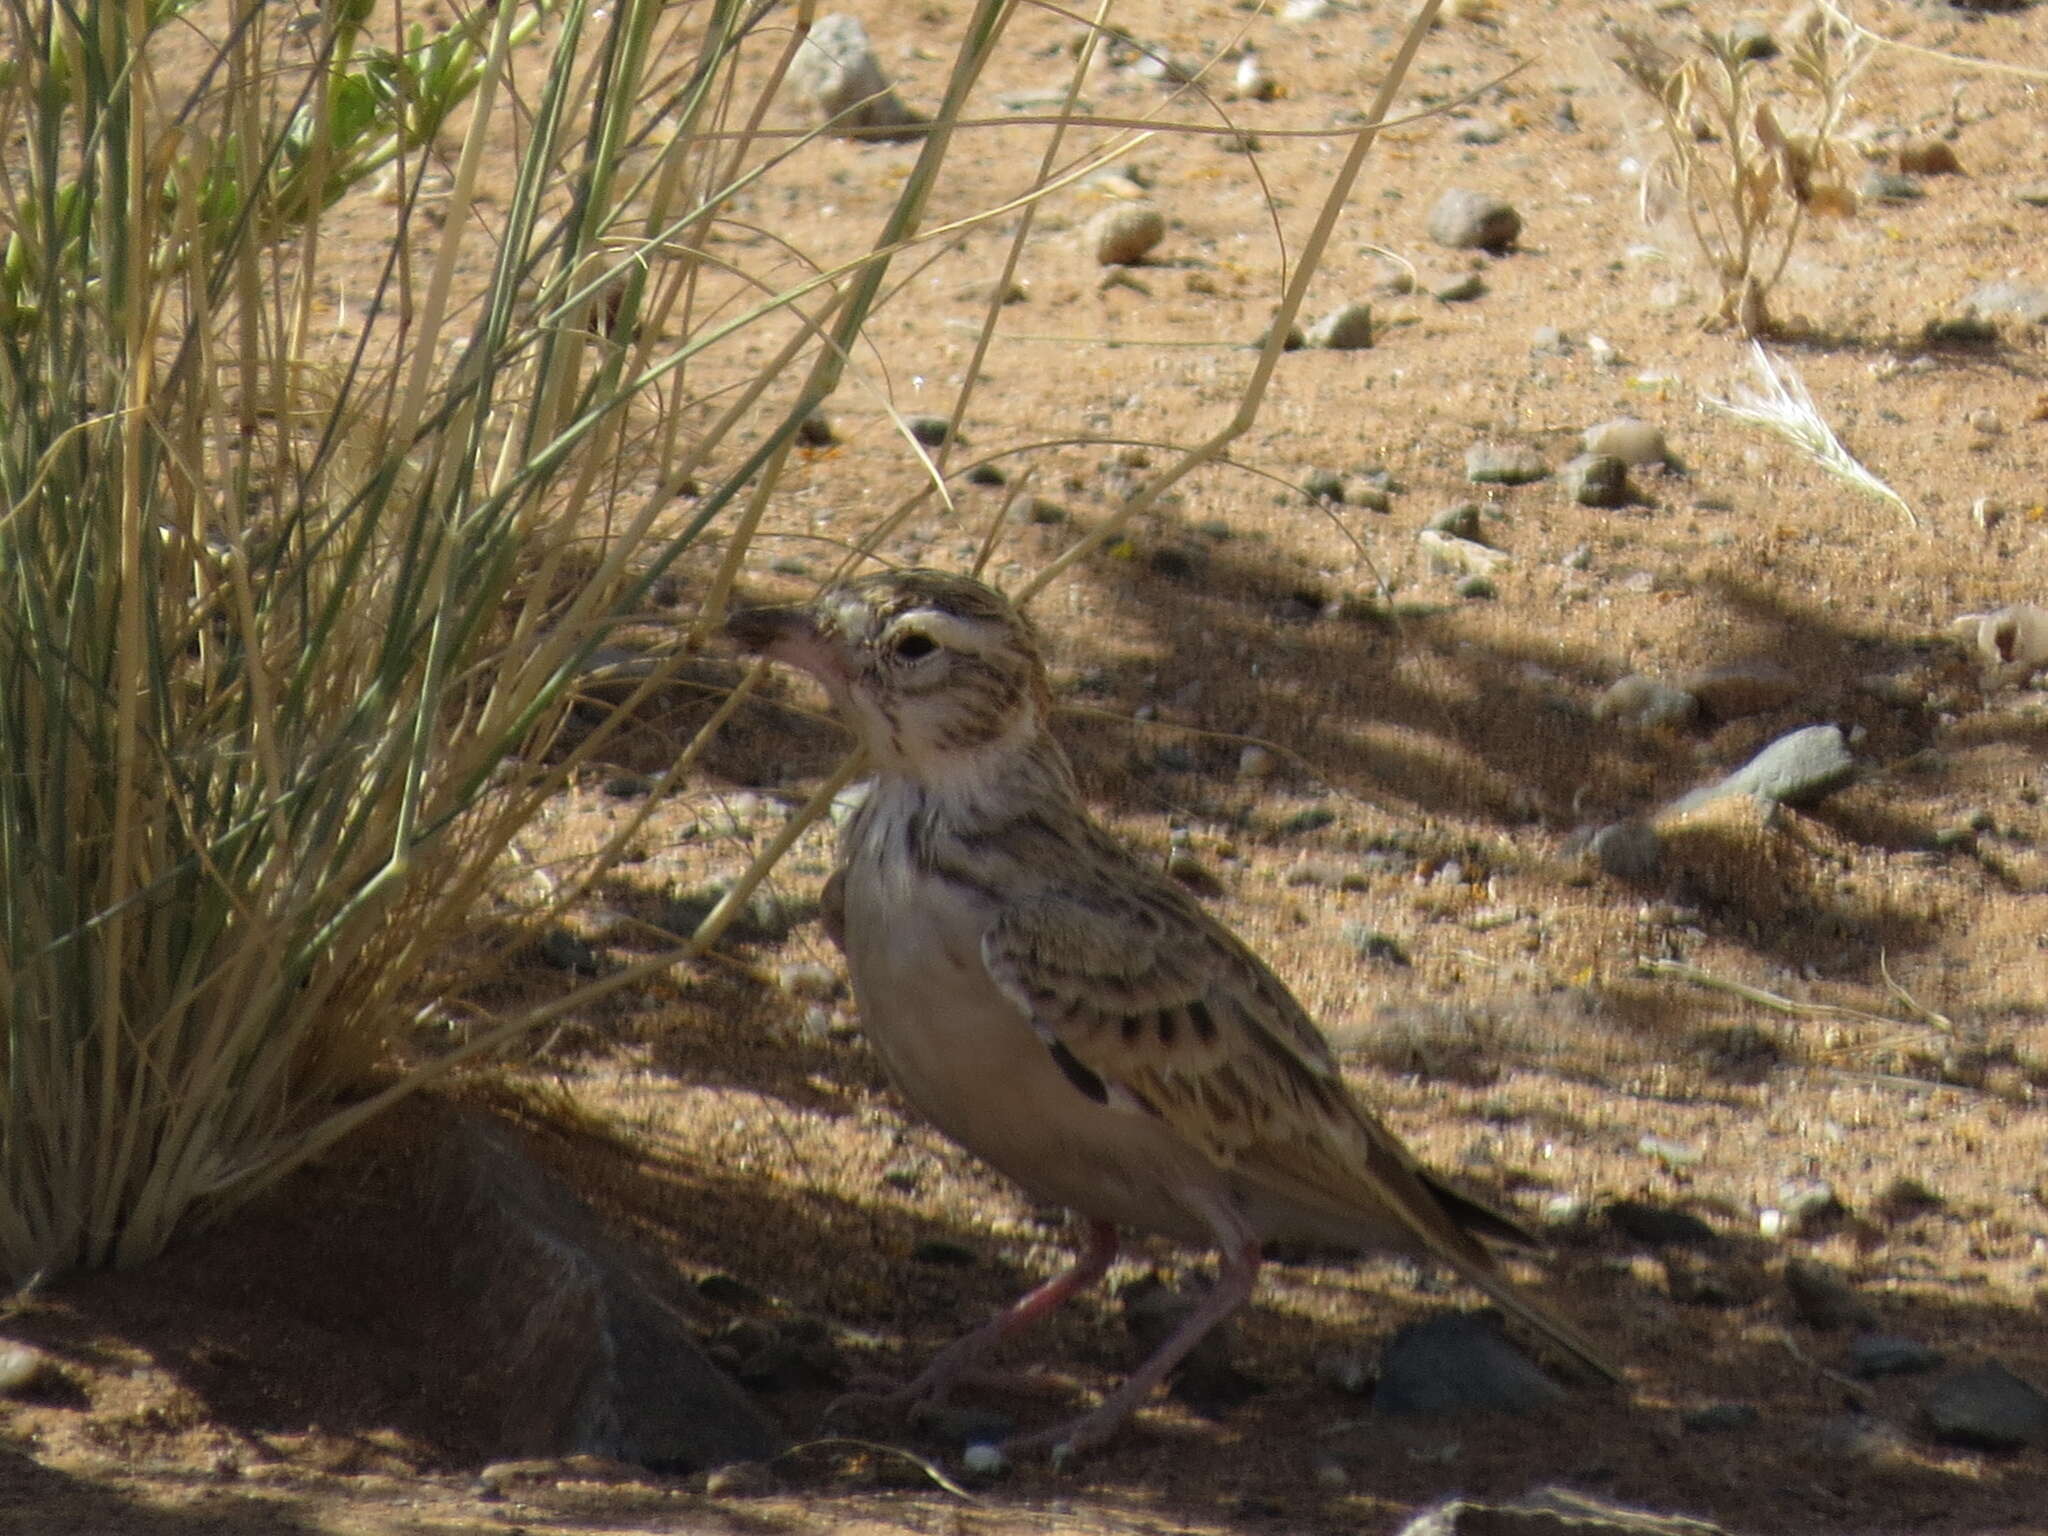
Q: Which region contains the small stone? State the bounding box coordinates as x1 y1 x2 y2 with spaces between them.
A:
537 928 599 975
788 14 925 140
1860 170 1923 203
1530 325 1569 354
1375 1312 1565 1417
1605 1199 1717 1247
1638 1134 1703 1169
1431 271 1486 302
1582 417 1670 467
1343 924 1412 966
1302 466 1347 502
0 1343 52 1397
1851 1334 1944 1379
1923 1363 2048 1451
2012 181 2048 208
1814 1414 1909 1465
1593 675 1698 729
1090 203 1166 266
1238 744 1277 779
1724 18 1777 59
1419 529 1510 576
1426 502 1483 539
1673 724 1855 813
703 1460 777 1498
960 1442 1008 1475
1306 301 1374 349
1464 442 1548 485
1897 139 1961 176
1684 1402 1760 1433
906 414 957 447
1428 188 1522 252
1784 1258 1874 1330
1681 662 1799 721
1590 821 1662 879
1563 453 1630 508
1964 281 2048 325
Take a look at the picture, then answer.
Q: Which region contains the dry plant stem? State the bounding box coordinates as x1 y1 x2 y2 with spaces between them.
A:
1639 958 1947 1036
1019 0 1446 606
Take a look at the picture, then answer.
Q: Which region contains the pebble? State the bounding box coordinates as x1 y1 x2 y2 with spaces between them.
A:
1374 1313 1565 1417
1306 301 1374 349
1964 280 2048 325
2013 181 2048 207
1464 442 1548 485
1950 604 2048 686
1562 453 1630 508
1431 272 1487 302
1671 724 1855 815
1090 203 1166 266
1419 529 1510 576
1604 1199 1717 1247
1680 661 1799 721
1428 188 1522 252
1684 1402 1760 1433
1860 170 1923 203
1897 139 1961 175
1590 821 1662 879
1238 744 1277 779
1783 1258 1874 1331
1724 18 1777 59
1426 502 1483 539
1851 1334 1944 1378
1923 1363 2048 1451
1530 325 1570 355
1593 674 1698 729
788 14 924 139
1582 416 1670 467
960 1442 1008 1475
906 414 957 447
0 1342 51 1397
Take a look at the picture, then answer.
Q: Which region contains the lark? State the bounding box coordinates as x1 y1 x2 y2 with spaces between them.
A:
728 568 1616 1461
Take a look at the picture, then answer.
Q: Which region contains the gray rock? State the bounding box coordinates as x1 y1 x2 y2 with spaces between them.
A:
1964 280 2048 325
1851 1334 1944 1378
439 1116 786 1468
1590 821 1662 878
1672 724 1856 814
1593 674 1698 729
1374 1312 1565 1417
1306 300 1374 349
1431 271 1487 302
1428 189 1522 252
1426 501 1483 539
1090 203 1166 266
1583 416 1670 467
1464 441 1548 485
787 15 926 139
2013 181 2048 208
1923 1362 2048 1450
1563 453 1630 507
1860 170 1924 203
1419 529 1510 575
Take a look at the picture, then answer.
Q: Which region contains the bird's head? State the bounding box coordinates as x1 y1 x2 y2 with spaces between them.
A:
726 568 1056 781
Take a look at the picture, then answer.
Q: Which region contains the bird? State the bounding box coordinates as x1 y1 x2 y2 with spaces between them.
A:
726 567 1617 1461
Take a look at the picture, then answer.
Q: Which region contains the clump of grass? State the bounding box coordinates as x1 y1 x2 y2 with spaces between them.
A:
1613 10 1868 336
0 0 1023 1280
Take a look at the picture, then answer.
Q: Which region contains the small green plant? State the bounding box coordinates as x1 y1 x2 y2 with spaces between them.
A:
1613 12 1868 336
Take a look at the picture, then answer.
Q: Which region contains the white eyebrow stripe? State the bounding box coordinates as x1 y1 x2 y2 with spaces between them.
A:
893 609 995 655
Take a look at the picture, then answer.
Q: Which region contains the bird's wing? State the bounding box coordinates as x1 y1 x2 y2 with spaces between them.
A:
981 866 1620 1382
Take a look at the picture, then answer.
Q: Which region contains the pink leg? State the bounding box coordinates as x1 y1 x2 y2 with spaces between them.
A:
1007 1239 1262 1463
827 1221 1119 1424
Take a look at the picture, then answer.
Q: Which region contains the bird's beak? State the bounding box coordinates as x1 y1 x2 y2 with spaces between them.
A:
724 600 850 688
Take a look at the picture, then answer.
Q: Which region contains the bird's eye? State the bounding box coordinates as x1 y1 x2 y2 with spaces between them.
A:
890 631 939 661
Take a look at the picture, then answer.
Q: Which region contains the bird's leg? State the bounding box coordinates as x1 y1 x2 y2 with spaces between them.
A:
826 1220 1119 1425
1007 1239 1262 1464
